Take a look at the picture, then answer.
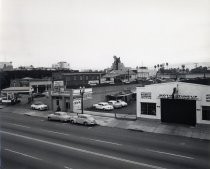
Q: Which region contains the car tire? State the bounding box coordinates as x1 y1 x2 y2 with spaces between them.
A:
84 122 88 126
70 120 74 124
48 117 51 121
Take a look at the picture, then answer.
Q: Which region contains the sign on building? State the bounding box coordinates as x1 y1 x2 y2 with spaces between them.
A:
73 88 92 99
53 81 64 92
53 81 64 87
141 92 151 99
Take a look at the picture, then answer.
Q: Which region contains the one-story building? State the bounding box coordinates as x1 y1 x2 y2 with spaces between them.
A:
137 82 210 126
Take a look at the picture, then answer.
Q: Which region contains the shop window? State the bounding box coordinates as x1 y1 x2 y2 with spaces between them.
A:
56 99 59 106
141 102 156 115
66 102 70 109
202 106 210 121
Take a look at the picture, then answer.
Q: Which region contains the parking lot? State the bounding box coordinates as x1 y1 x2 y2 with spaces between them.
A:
87 101 136 115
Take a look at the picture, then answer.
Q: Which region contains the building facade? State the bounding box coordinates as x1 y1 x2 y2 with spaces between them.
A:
137 82 210 126
52 72 103 88
10 77 52 93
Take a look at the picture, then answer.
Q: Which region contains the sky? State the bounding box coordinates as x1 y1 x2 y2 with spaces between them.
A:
0 0 210 70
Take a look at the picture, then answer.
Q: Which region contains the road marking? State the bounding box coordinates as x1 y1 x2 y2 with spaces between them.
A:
41 129 70 136
88 138 122 146
64 166 73 169
5 148 42 161
6 123 31 129
1 130 167 169
146 149 194 159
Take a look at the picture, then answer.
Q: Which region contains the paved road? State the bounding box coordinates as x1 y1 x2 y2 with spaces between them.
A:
1 111 210 169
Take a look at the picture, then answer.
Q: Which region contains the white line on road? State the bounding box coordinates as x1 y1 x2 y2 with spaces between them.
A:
40 129 122 146
40 129 70 136
146 149 194 159
6 123 31 129
5 148 43 161
64 166 73 169
88 138 122 146
1 130 167 169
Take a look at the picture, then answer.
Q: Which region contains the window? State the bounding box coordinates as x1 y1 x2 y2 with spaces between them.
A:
202 106 210 120
66 102 70 109
56 99 59 106
141 102 156 115
80 76 83 80
74 76 77 80
86 76 89 80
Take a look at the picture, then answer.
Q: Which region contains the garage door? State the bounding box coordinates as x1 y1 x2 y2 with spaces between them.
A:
161 99 196 126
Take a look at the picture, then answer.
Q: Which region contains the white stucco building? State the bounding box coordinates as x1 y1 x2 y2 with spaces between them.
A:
137 82 210 126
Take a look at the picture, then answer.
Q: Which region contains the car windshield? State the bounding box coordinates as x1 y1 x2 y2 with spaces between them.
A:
59 112 67 116
35 102 43 105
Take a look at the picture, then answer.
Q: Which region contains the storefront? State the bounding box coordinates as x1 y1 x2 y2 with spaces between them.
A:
136 82 210 126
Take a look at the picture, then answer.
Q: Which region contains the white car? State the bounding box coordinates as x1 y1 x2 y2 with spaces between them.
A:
31 102 48 111
108 100 122 109
48 112 71 122
117 100 128 107
93 102 114 110
70 114 97 126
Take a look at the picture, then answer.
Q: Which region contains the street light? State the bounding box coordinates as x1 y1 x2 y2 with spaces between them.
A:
80 86 85 114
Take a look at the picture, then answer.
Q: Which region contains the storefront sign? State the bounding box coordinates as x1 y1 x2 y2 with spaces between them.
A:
159 94 198 100
206 94 210 102
53 81 64 87
141 92 151 99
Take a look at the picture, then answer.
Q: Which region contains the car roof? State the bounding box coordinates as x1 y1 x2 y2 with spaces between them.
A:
78 114 92 117
99 102 108 104
56 112 67 115
33 102 44 104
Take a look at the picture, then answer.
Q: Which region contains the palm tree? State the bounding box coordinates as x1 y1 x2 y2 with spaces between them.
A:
166 62 168 69
154 65 157 69
181 64 185 71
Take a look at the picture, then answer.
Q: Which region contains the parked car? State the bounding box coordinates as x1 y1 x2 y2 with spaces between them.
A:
117 100 128 107
31 102 48 110
108 100 122 108
70 114 97 126
48 112 71 122
93 102 114 110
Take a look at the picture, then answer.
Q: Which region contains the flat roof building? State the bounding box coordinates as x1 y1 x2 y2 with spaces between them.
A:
137 82 210 126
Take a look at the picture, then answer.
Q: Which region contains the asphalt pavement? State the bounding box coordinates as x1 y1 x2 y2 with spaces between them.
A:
1 112 210 169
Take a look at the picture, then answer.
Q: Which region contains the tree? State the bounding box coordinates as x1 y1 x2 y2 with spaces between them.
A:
181 64 185 71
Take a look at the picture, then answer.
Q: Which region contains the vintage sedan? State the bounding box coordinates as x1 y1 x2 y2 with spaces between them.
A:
117 100 128 107
93 102 114 110
108 100 122 109
47 112 71 122
70 114 97 126
31 102 48 110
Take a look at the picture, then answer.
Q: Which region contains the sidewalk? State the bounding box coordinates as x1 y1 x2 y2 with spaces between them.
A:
1 106 210 140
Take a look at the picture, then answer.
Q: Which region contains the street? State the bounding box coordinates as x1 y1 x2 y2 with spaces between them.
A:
1 111 210 169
